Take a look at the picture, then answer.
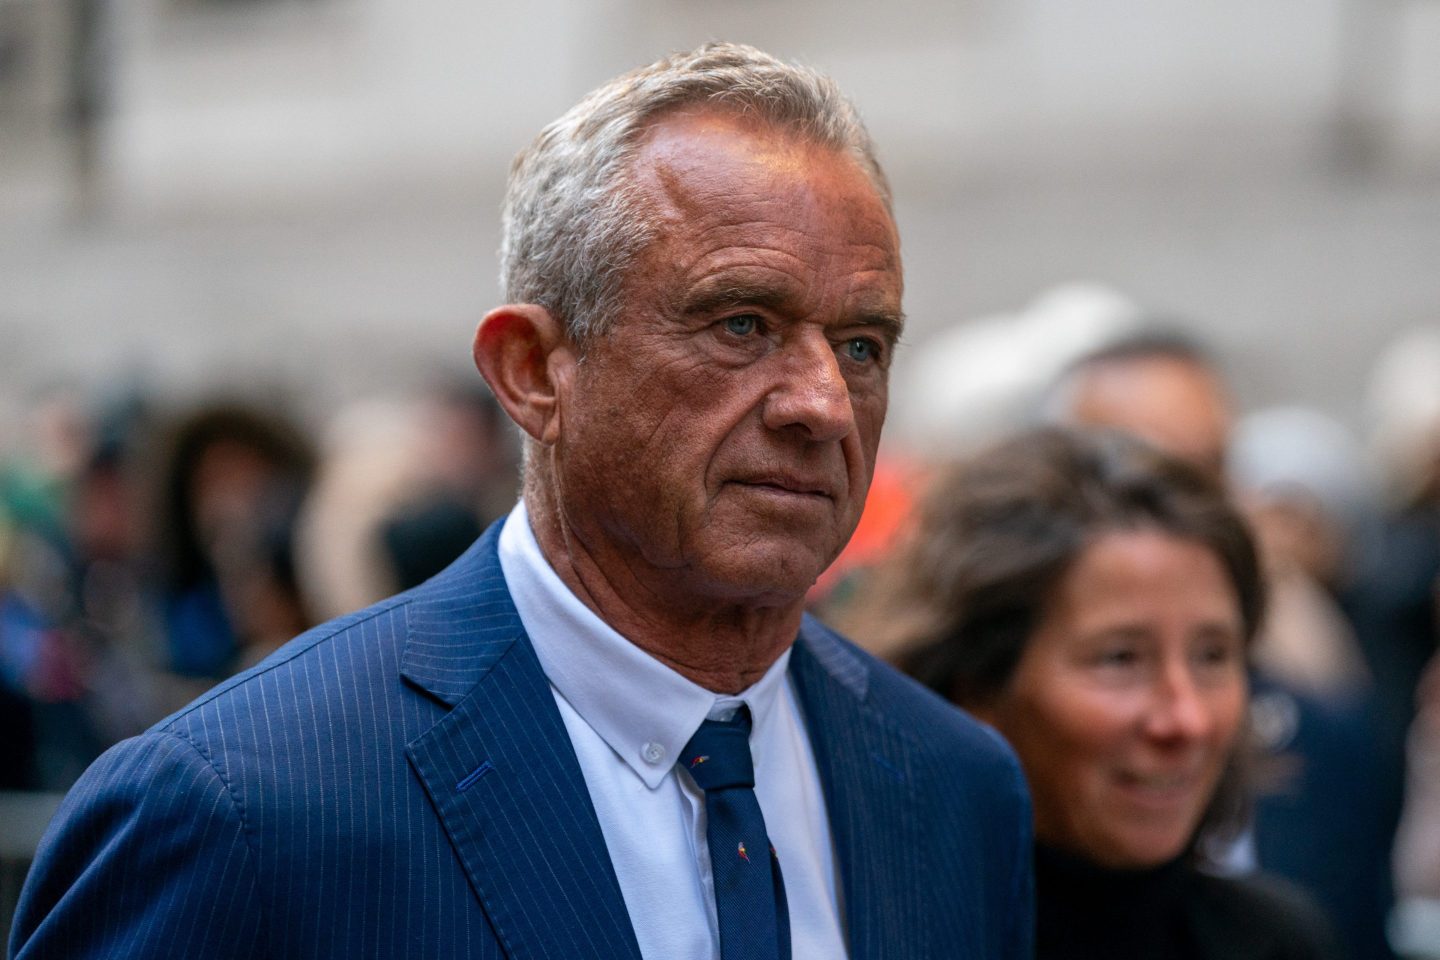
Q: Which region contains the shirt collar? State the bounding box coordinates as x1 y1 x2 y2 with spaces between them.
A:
497 501 794 790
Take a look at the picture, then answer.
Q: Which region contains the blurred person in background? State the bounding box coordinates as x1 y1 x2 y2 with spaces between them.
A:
1359 326 1440 954
0 392 93 789
52 395 168 752
847 427 1340 960
1392 654 1440 955
151 401 316 682
1227 407 1398 960
1229 408 1377 700
293 387 519 623
378 383 518 591
1046 330 1371 690
1045 328 1395 960
1356 325 1440 776
1046 328 1231 484
292 397 434 621
0 390 157 790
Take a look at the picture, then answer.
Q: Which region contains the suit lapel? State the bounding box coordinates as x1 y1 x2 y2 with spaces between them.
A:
402 525 642 960
790 619 930 960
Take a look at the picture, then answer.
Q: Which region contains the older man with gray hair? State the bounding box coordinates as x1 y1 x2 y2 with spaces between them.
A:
11 43 1032 960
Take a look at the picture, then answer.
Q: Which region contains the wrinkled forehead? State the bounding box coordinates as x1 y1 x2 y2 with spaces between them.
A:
624 103 894 218
618 111 904 311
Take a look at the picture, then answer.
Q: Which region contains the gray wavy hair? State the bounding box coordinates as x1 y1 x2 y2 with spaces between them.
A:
499 41 892 345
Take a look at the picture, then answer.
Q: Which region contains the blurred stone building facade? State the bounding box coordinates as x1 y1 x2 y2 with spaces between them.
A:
2 0 1440 443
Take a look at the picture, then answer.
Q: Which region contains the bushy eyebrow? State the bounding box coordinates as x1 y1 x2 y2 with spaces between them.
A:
851 311 906 347
678 281 797 320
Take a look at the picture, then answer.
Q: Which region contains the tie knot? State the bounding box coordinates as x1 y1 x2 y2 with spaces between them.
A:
679 708 754 791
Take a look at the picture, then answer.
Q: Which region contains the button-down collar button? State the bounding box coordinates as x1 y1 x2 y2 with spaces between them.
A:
642 741 666 765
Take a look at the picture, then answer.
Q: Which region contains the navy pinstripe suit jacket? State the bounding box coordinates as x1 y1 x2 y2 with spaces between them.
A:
10 520 1034 959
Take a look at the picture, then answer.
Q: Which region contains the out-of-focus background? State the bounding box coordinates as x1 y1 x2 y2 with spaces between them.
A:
3 0 1440 955
2 0 1439 419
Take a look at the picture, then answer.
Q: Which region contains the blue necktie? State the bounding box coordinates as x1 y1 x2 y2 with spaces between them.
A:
680 707 791 960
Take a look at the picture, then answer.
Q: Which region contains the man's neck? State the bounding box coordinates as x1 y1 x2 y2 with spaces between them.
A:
525 493 805 695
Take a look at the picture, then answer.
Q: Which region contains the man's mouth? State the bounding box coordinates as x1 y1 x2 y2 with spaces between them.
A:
731 474 836 500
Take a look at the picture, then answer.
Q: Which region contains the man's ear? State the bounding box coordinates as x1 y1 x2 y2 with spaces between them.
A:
472 304 575 446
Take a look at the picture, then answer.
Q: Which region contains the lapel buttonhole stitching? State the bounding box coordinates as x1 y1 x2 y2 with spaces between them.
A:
457 760 496 792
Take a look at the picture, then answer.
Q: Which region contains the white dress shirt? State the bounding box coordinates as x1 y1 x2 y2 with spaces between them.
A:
497 501 848 959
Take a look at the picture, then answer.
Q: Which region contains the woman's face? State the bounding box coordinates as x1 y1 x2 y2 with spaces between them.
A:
982 529 1248 869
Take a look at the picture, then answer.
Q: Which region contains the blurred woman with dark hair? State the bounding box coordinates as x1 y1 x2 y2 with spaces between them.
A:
152 401 316 680
849 427 1340 960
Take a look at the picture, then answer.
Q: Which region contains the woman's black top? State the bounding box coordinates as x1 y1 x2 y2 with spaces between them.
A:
1034 843 1345 960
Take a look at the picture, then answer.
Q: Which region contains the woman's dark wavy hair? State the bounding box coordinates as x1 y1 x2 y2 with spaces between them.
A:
153 402 316 592
867 427 1264 855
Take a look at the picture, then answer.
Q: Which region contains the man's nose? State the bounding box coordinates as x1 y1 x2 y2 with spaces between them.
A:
762 333 855 442
1143 661 1215 743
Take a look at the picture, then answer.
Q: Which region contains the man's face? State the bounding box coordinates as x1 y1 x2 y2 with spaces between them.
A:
548 108 903 610
1068 357 1232 484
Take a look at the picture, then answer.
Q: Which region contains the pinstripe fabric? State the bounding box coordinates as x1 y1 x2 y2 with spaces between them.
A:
791 621 1035 960
9 520 1032 959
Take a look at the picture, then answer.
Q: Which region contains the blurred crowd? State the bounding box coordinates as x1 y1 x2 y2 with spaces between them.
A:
3 286 1440 958
816 288 1440 960
0 381 519 792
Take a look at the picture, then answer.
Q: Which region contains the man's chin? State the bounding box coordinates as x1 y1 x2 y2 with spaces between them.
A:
687 540 840 609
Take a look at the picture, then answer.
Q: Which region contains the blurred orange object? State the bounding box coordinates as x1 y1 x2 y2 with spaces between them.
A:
810 456 924 603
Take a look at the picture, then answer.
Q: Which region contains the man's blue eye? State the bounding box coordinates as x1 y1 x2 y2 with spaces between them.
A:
844 338 877 362
724 315 759 336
